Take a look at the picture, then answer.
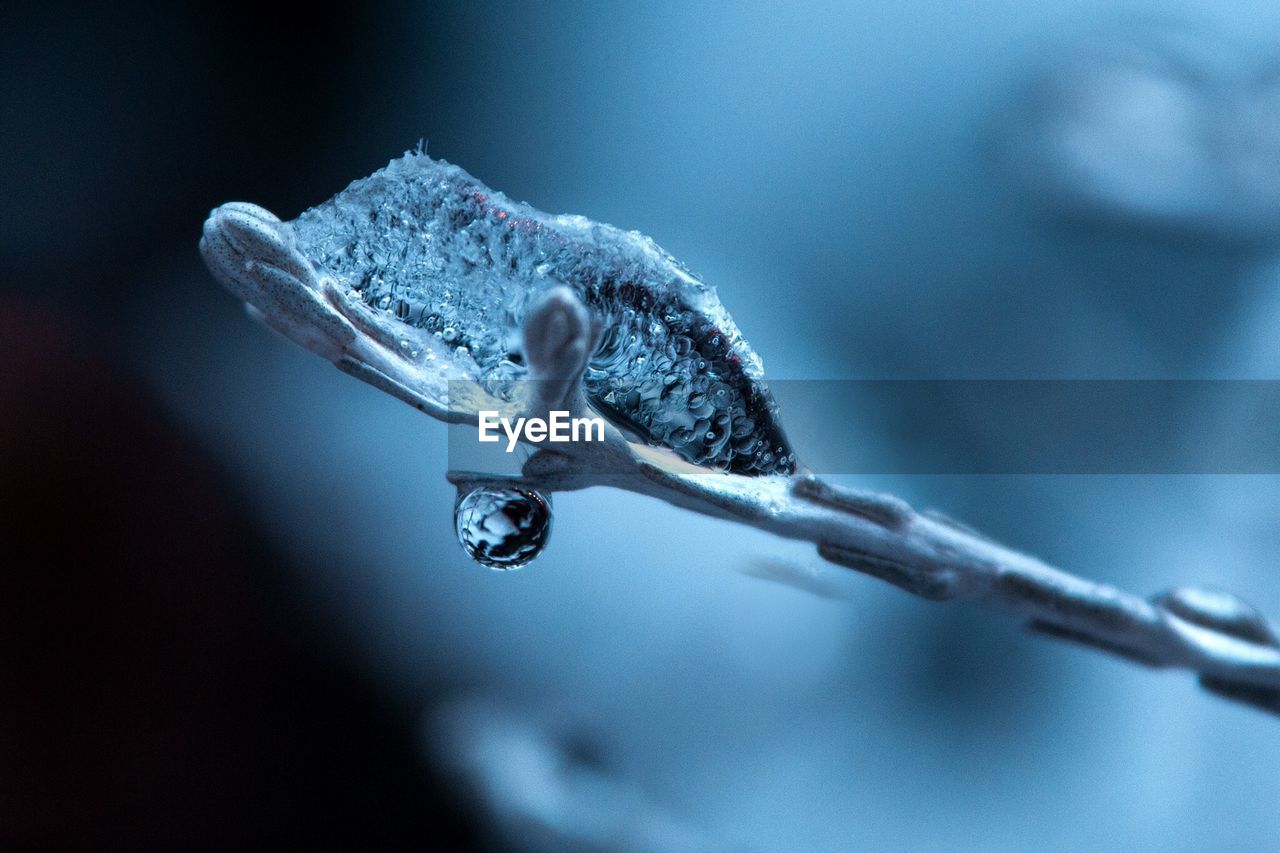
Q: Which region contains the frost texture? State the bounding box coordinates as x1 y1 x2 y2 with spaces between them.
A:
292 152 795 476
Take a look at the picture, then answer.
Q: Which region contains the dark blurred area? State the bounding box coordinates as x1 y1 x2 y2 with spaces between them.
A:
1 4 483 849
4 2 1280 851
0 303 477 849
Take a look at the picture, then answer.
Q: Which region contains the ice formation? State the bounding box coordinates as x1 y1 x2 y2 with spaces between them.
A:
290 151 795 475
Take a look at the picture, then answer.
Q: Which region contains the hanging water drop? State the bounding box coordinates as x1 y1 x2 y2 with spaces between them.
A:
453 486 552 570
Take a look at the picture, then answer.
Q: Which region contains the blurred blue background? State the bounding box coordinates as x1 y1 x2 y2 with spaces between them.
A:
4 2 1280 850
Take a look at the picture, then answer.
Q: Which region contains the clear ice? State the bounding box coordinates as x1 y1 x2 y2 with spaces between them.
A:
291 151 795 476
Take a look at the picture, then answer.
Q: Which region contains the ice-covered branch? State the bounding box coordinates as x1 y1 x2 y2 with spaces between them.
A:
450 290 1280 716
200 151 1280 717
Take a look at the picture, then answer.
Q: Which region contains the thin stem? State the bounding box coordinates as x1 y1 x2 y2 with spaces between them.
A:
203 202 1280 717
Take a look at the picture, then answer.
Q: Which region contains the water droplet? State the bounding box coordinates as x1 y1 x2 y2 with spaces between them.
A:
454 486 551 570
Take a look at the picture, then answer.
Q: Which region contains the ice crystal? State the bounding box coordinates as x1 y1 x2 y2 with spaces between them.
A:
290 152 795 476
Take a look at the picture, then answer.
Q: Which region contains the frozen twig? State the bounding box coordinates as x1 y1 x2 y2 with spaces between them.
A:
201 197 1280 718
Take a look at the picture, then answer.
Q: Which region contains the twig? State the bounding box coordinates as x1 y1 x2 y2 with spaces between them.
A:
201 201 1280 717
